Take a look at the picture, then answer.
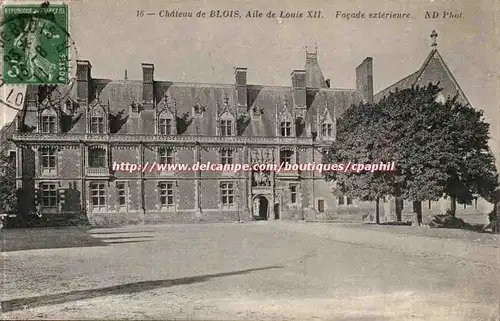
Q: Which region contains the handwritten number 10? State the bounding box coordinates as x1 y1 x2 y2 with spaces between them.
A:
137 10 144 17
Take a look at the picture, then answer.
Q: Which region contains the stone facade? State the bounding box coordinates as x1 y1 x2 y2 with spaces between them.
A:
11 49 382 226
9 36 497 226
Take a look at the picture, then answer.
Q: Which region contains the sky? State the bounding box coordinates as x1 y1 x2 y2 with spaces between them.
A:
1 0 499 157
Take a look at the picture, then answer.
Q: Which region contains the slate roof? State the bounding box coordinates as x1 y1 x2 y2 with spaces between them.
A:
374 49 471 106
305 52 329 89
20 58 363 137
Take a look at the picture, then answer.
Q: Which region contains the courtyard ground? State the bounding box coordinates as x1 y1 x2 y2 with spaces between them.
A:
1 222 499 320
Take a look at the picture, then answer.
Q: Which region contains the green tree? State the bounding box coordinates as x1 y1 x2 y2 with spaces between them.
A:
324 103 393 224
325 83 498 225
0 147 17 214
438 96 499 215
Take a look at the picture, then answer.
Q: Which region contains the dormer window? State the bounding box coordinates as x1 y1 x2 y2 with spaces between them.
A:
40 109 57 133
219 119 233 136
280 121 291 137
321 123 333 138
159 118 172 135
41 115 56 133
89 106 107 134
158 112 174 135
90 115 105 134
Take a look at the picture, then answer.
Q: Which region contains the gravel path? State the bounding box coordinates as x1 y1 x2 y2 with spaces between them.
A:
1 222 499 320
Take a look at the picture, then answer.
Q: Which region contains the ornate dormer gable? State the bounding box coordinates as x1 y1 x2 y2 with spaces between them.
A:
63 98 78 115
276 99 295 137
129 88 142 114
87 91 109 134
216 93 236 136
193 98 206 117
37 97 60 133
156 92 177 135
317 100 334 141
251 104 263 119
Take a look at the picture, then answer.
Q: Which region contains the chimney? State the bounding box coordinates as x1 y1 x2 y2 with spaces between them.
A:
234 67 247 115
291 70 306 109
142 63 154 109
356 57 374 104
76 60 92 103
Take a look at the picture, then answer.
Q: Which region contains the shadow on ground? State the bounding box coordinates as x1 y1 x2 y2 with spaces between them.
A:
1 266 283 312
0 227 156 252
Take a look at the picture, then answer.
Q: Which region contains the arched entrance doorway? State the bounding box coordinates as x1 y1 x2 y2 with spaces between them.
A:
253 195 269 220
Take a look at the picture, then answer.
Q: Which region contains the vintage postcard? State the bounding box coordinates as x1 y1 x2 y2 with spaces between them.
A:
1 0 499 320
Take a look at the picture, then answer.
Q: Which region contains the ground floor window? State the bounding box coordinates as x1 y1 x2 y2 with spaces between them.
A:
289 184 298 204
220 181 234 206
159 181 175 208
116 182 128 210
90 182 106 210
40 183 58 209
317 199 325 213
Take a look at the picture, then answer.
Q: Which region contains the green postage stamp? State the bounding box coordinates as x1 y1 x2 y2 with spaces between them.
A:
1 3 69 85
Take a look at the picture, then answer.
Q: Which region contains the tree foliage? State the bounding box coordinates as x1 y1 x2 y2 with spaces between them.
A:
0 147 17 214
324 83 499 224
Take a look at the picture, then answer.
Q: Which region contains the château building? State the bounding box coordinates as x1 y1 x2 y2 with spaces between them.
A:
9 31 497 226
10 47 372 225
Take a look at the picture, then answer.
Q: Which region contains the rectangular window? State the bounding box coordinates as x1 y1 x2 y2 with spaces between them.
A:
346 196 353 205
40 183 58 208
221 149 233 165
318 199 325 213
116 182 128 209
219 120 232 136
159 118 172 135
322 123 333 137
338 196 344 205
220 181 234 205
90 116 105 134
159 148 175 165
289 184 298 204
88 147 107 167
159 181 174 207
41 116 56 133
280 121 291 137
40 148 56 173
280 150 293 166
90 182 106 209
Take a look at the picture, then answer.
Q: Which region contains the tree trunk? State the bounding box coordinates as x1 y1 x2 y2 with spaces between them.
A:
414 201 423 226
449 196 457 217
395 198 403 222
395 184 402 222
494 202 499 234
375 198 380 224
